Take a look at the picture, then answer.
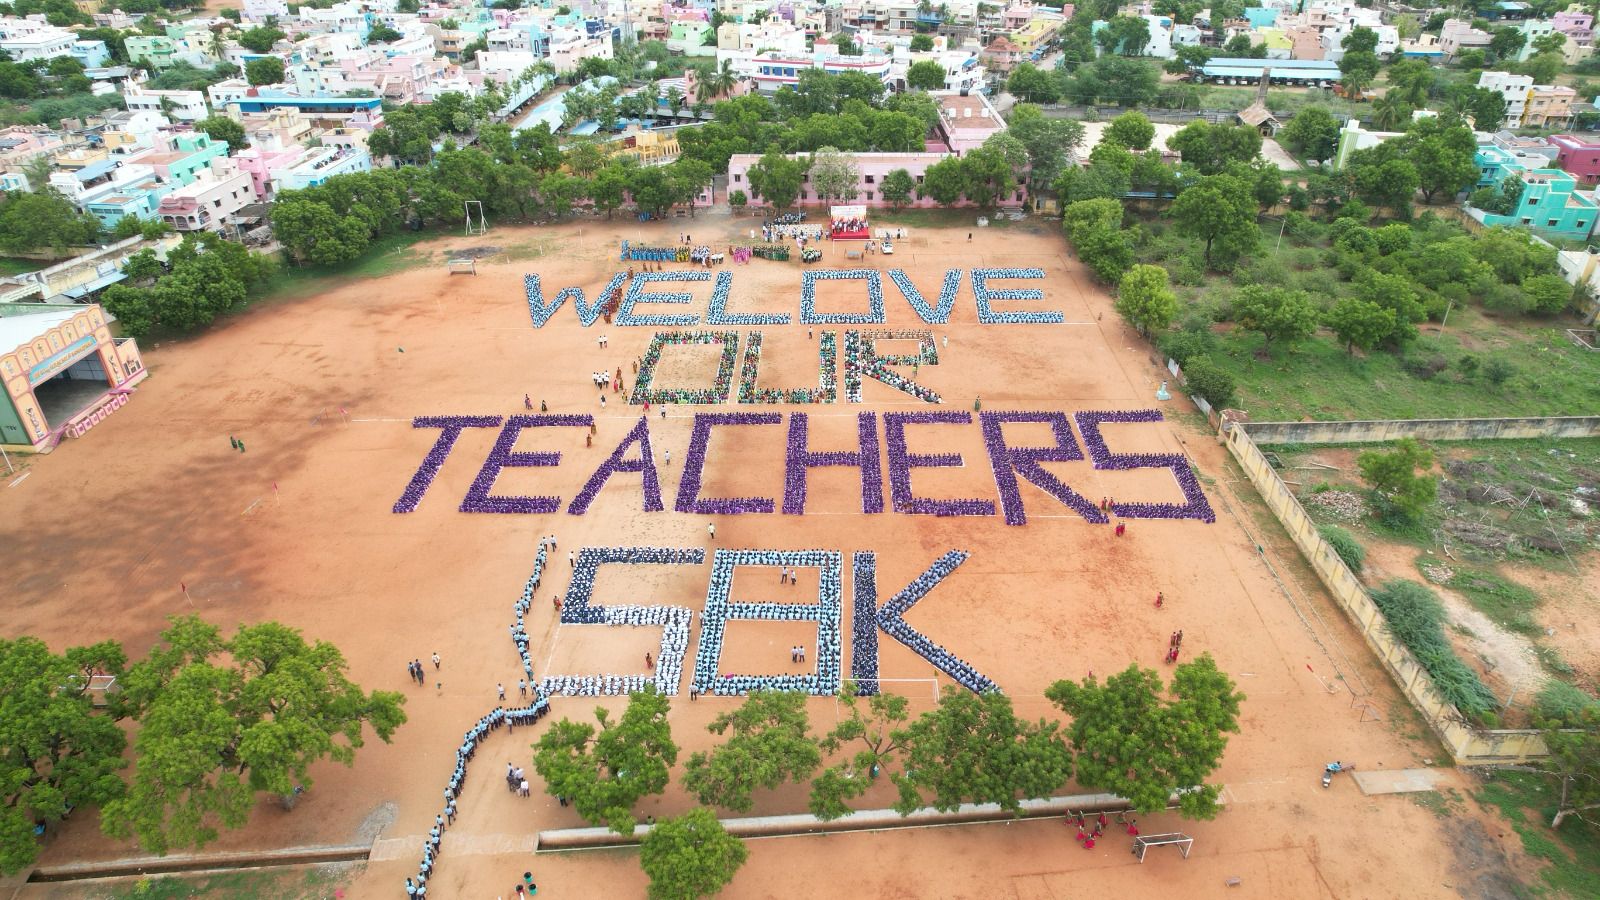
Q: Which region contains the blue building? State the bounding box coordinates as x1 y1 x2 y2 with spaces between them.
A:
1469 146 1597 241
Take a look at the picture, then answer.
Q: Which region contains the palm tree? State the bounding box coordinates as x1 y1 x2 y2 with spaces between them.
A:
714 58 737 96
693 64 717 102
1371 92 1412 131
641 82 661 124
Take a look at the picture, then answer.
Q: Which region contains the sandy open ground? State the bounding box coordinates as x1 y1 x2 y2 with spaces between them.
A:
3 215 1536 898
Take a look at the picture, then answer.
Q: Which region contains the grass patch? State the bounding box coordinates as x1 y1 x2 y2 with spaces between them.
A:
1438 567 1543 637
0 256 50 276
1410 787 1466 817
1477 770 1600 898
256 230 441 303
106 864 360 900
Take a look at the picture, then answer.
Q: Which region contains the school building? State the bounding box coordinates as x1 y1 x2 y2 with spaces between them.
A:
0 303 147 452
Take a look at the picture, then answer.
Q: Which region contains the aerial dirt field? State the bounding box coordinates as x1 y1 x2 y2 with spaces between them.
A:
4 215 1537 898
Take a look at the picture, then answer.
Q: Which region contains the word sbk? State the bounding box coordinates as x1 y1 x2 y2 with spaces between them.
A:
533 545 992 698
392 409 1216 525
525 267 1064 328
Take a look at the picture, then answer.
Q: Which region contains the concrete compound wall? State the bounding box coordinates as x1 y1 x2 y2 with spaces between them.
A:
1222 420 1561 764
1241 416 1600 446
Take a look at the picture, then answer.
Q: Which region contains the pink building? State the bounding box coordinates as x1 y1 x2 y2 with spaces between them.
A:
930 91 1007 155
230 143 306 200
1551 134 1600 186
1553 10 1593 40
726 151 1027 209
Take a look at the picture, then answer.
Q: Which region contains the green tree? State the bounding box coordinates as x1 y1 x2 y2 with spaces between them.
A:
1338 49 1381 97
728 188 747 212
0 636 128 875
100 284 156 337
1371 92 1413 131
1324 296 1396 355
809 682 910 821
590 164 630 219
683 691 820 813
1006 61 1059 103
638 807 748 900
102 617 405 855
881 168 916 210
1104 110 1155 151
1522 273 1573 315
1006 105 1085 191
1356 438 1437 522
746 148 807 210
906 59 946 90
194 115 246 149
809 146 861 201
1521 51 1564 85
270 195 369 266
1047 654 1243 819
1171 174 1259 270
1115 264 1177 335
892 687 1072 816
1406 118 1478 204
1179 354 1234 407
245 56 285 86
1534 706 1600 829
1489 26 1525 62
1273 104 1337 160
919 156 968 205
1342 25 1378 54
1222 33 1266 57
1059 56 1160 106
1063 197 1133 283
1232 285 1318 349
235 26 285 53
531 687 676 835
0 189 100 254
1166 120 1262 175
961 146 1018 208
366 23 404 43
910 33 934 51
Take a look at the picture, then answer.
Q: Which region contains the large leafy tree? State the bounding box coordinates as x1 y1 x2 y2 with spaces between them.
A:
683 691 820 813
0 637 128 875
102 617 405 855
639 807 748 900
1171 173 1259 270
194 115 246 149
1115 264 1178 336
532 687 677 835
808 147 861 201
244 56 285 87
892 687 1072 816
1047 654 1243 819
906 59 946 90
1007 104 1084 190
1104 110 1155 151
746 148 807 210
1166 121 1262 175
235 25 284 53
880 168 916 210
1005 62 1059 103
1232 285 1319 349
810 682 910 821
1324 297 1396 355
0 189 101 254
1533 705 1600 830
919 156 968 205
1062 197 1134 284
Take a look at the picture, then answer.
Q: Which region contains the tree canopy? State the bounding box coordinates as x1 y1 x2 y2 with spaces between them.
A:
1356 438 1437 522
101 616 405 855
1047 654 1243 819
0 637 128 874
532 687 677 835
683 691 821 813
639 807 748 900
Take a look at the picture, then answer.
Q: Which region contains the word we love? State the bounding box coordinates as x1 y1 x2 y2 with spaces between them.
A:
392 409 1215 525
524 268 1064 328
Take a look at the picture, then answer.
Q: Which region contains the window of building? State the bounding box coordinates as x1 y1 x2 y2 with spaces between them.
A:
733 173 741 182
1549 219 1559 226
916 175 924 183
865 174 875 183
1522 217 1533 224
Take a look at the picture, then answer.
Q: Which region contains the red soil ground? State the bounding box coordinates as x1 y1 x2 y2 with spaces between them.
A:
3 218 1535 898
